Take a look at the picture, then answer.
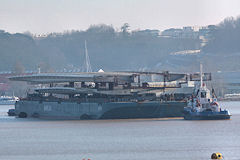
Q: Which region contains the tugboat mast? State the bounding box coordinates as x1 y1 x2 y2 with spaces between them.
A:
200 63 203 88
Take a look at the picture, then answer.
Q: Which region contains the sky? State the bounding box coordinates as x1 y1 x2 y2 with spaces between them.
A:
0 0 240 34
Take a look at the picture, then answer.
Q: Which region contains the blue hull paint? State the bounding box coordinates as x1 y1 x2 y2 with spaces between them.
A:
15 100 186 120
183 110 231 120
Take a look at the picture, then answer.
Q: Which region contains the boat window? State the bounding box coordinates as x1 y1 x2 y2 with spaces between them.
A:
201 92 206 98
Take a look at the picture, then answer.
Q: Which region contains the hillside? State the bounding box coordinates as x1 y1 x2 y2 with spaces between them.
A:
0 25 200 72
1 17 240 73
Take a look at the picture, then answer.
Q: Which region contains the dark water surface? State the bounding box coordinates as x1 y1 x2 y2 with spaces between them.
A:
0 102 239 160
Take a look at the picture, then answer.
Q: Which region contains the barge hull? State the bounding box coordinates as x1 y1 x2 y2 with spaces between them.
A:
15 100 186 120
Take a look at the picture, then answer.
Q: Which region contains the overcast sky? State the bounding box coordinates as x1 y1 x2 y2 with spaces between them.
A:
0 0 240 34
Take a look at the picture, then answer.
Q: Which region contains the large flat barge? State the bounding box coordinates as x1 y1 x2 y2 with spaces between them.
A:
9 71 203 119
16 100 185 119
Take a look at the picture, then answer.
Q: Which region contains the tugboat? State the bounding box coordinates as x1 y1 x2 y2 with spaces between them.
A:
183 65 231 120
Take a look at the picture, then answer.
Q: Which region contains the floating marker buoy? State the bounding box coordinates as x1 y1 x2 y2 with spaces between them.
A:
211 152 223 159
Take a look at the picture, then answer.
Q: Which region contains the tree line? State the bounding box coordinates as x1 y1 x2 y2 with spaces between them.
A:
1 17 240 73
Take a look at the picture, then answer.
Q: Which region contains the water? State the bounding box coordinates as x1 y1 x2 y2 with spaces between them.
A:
0 102 239 160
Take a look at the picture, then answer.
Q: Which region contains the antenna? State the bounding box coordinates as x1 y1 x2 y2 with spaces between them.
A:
83 40 92 72
200 63 203 88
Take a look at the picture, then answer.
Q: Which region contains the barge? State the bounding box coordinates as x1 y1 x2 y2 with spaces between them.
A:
9 71 207 119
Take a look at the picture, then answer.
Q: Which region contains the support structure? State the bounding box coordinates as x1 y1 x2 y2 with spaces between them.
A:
83 40 92 72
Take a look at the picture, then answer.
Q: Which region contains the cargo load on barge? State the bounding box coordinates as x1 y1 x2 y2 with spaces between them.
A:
9 71 210 119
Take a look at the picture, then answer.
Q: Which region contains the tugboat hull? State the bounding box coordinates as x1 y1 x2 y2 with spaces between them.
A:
183 110 231 120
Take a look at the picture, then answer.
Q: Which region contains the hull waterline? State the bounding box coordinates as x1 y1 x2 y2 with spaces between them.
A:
15 100 186 120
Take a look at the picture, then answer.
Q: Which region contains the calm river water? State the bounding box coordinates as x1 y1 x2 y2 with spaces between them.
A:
0 101 239 160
